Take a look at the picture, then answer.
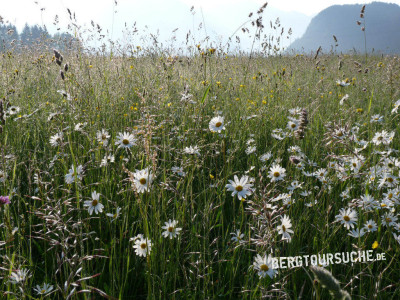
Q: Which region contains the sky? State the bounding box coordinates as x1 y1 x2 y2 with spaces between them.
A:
1 0 400 50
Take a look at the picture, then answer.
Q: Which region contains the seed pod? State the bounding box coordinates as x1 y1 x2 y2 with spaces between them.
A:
56 58 62 66
64 63 69 72
60 70 65 80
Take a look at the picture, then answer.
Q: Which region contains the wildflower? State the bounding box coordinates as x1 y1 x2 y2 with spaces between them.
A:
97 129 110 146
9 268 30 284
0 195 10 206
65 164 84 184
268 164 286 182
115 132 136 149
393 233 400 245
184 145 200 156
370 114 383 123
172 166 186 177
74 122 87 132
260 152 272 163
391 99 400 114
161 219 182 239
372 241 379 249
277 215 294 242
83 191 104 215
225 175 253 201
336 80 350 87
230 229 245 243
381 212 397 227
49 132 63 147
335 207 357 230
363 220 377 232
287 120 299 131
245 145 256 155
253 254 278 279
100 154 115 167
133 236 152 257
57 89 72 100
209 116 225 132
106 207 121 221
348 228 365 238
133 168 153 193
34 283 54 295
7 106 20 115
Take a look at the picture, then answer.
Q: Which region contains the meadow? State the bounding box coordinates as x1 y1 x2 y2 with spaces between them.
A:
0 35 400 299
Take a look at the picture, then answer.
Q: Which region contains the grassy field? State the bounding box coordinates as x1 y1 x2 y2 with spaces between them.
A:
0 38 400 299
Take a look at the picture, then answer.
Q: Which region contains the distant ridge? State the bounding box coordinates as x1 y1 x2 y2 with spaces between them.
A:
288 2 400 54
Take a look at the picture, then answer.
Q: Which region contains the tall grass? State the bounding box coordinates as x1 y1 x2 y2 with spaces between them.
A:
0 11 400 299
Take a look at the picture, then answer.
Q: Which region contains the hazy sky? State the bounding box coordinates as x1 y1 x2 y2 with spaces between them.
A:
2 0 400 50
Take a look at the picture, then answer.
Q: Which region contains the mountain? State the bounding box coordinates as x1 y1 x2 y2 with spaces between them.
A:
288 2 400 54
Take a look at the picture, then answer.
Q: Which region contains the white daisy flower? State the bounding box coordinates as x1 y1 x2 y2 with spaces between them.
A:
287 120 299 131
370 114 384 123
106 207 121 221
393 233 400 245
259 152 272 163
348 228 365 238
83 191 104 215
335 208 357 230
9 268 30 284
65 164 84 184
34 283 54 295
391 99 400 114
209 116 225 132
133 236 152 257
245 145 256 155
184 145 200 156
363 220 377 232
381 212 397 227
277 215 294 242
230 229 245 243
336 80 350 87
268 164 286 182
100 155 115 167
253 254 278 279
161 219 182 239
50 132 63 147
133 168 153 193
115 132 136 149
97 129 110 146
74 122 87 132
7 106 21 115
171 166 186 177
225 175 253 201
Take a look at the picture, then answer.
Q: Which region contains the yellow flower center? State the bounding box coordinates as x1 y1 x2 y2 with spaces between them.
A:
282 225 286 232
215 122 222 127
368 225 373 229
386 218 392 223
140 178 147 185
291 123 296 128
102 134 107 140
122 139 130 145
387 177 393 183
140 243 147 249
235 185 243 192
378 136 383 141
260 264 269 271
343 215 350 222
273 172 280 177
92 200 98 206
41 289 46 294
168 226 174 232
337 132 343 137
388 193 393 199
